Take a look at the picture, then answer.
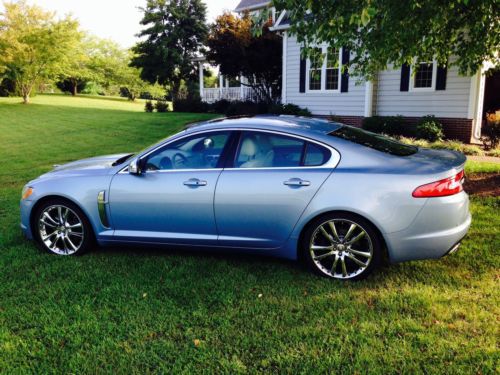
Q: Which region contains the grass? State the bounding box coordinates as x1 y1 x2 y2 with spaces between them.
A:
0 95 499 373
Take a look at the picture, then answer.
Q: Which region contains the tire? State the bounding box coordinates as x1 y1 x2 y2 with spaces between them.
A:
301 212 382 280
32 198 94 255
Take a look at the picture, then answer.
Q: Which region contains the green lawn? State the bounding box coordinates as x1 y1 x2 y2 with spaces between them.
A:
0 95 498 373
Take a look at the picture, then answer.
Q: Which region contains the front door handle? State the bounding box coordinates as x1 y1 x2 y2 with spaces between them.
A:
183 178 207 187
284 178 311 187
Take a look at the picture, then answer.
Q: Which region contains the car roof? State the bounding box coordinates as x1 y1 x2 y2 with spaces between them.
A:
184 115 343 138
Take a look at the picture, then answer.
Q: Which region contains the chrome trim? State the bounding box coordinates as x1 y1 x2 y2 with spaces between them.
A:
97 190 110 228
118 127 341 174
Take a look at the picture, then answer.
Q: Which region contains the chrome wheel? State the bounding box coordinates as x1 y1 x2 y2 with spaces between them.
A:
309 219 373 279
38 205 84 255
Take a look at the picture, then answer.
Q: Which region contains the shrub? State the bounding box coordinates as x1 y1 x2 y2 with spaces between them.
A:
155 100 170 113
362 116 414 137
210 99 231 114
269 103 312 116
173 97 208 113
482 113 500 149
398 137 484 156
144 100 154 113
225 101 262 116
415 115 444 142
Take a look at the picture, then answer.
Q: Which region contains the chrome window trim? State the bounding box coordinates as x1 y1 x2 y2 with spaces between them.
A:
118 127 341 174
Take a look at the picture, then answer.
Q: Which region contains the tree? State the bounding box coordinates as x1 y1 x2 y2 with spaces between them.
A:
206 12 282 103
0 1 81 103
273 0 500 79
130 0 208 101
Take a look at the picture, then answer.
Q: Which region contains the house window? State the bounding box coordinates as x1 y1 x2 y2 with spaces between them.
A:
410 61 437 91
308 48 322 90
306 45 341 93
325 47 339 90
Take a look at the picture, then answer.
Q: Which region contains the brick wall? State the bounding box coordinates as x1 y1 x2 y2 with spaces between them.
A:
315 115 473 143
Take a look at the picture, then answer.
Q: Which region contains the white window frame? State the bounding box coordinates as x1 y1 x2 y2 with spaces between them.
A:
305 45 342 94
410 60 437 92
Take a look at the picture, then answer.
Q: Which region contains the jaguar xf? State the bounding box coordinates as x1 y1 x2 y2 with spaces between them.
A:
20 116 471 280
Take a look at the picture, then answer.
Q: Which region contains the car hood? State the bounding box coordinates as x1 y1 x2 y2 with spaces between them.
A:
36 153 132 180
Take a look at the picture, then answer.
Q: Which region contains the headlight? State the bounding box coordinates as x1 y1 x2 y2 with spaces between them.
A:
21 186 34 200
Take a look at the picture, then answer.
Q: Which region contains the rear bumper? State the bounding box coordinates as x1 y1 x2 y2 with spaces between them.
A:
385 192 471 263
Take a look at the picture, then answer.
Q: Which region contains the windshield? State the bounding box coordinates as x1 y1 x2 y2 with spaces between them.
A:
330 126 418 156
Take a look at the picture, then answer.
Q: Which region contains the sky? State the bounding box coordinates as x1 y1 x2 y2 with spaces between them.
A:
8 0 237 48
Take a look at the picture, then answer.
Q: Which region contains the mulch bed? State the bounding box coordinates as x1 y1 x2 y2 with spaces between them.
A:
464 173 500 197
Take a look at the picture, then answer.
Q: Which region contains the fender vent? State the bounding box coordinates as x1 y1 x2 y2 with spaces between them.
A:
97 190 110 228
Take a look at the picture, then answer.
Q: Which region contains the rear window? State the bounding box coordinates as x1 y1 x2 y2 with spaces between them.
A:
330 126 417 156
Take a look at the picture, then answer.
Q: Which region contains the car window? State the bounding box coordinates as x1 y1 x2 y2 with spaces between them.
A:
304 143 331 166
144 131 231 171
235 132 305 168
330 126 418 156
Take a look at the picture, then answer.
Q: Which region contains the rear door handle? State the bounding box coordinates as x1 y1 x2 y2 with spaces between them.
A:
284 178 311 187
183 178 207 187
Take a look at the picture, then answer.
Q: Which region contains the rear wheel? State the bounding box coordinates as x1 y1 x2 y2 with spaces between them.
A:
33 199 93 255
302 213 382 280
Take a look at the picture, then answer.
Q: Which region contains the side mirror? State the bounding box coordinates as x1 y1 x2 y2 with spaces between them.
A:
128 158 142 175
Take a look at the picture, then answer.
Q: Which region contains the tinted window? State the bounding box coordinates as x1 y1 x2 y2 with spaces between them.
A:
235 132 305 168
145 131 230 170
330 126 417 156
304 143 331 166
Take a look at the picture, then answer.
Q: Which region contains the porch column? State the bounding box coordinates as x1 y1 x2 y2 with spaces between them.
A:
198 61 204 100
219 74 223 99
364 81 374 117
240 75 244 100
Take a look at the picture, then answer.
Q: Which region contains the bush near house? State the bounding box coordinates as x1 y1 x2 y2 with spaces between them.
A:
398 137 484 156
173 98 311 117
416 115 444 142
362 115 416 137
144 100 154 113
482 112 500 149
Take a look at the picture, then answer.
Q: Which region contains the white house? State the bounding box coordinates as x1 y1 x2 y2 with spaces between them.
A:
201 0 499 142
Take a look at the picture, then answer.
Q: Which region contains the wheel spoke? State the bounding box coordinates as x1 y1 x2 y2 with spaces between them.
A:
310 245 332 251
341 258 348 277
68 232 83 238
65 236 78 251
40 219 57 228
328 221 340 242
68 223 82 229
63 208 69 225
42 232 57 241
313 251 334 260
344 224 357 242
348 248 371 258
43 212 58 226
346 231 365 245
331 255 339 274
319 225 334 244
57 206 64 224
346 253 367 268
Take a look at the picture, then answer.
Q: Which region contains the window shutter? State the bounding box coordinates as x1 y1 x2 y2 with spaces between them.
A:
299 56 306 93
340 48 349 93
400 63 410 91
436 66 447 90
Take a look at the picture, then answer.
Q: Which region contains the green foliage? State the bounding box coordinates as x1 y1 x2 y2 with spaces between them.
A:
144 100 154 112
155 100 170 113
416 116 444 142
482 113 500 149
0 0 82 103
0 77 15 97
271 103 312 116
206 12 282 103
131 0 208 100
273 0 500 79
173 97 209 113
398 136 484 156
0 95 498 373
362 116 414 137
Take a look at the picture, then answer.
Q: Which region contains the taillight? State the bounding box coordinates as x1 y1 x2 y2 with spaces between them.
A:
412 170 465 198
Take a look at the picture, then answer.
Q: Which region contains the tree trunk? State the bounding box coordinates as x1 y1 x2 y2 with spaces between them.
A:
22 86 30 104
22 94 30 104
71 79 77 96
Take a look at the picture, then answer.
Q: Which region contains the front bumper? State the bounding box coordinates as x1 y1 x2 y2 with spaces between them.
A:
385 192 471 263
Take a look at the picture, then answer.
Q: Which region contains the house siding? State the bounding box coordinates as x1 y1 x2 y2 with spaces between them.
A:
375 63 472 118
284 35 366 116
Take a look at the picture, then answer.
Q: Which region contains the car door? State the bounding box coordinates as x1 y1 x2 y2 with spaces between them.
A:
214 130 337 249
108 130 233 245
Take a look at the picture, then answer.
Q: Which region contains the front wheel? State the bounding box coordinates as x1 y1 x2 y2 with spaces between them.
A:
33 199 94 255
302 213 382 280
